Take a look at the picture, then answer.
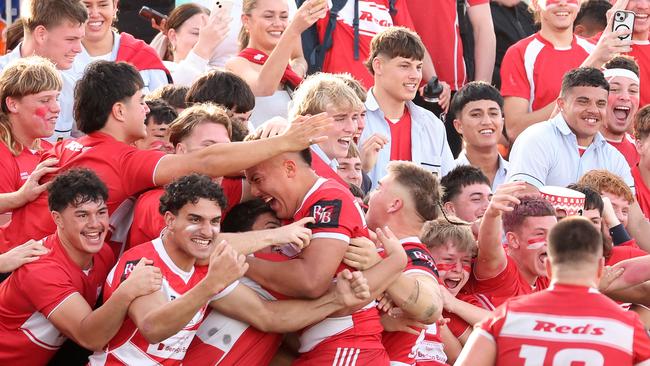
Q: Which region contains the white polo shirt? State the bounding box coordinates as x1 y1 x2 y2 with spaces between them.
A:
506 113 634 192
454 151 509 192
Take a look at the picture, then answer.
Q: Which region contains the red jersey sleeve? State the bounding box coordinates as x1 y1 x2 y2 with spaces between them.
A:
221 177 244 212
477 302 508 341
119 148 166 196
17 263 79 318
445 311 472 338
392 0 416 30
0 144 20 194
500 44 531 100
403 243 438 279
128 189 165 249
469 255 520 298
302 187 367 243
468 0 489 5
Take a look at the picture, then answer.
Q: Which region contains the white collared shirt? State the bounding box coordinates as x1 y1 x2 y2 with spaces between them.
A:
454 151 510 192
506 113 634 192
360 89 454 188
311 144 339 170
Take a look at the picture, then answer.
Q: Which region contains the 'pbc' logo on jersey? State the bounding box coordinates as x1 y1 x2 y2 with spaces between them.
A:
308 199 342 228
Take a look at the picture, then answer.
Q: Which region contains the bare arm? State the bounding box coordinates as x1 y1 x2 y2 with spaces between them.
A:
475 182 526 279
129 242 247 344
217 217 313 255
443 292 491 326
245 237 348 299
49 259 162 351
225 1 325 96
441 325 463 365
455 329 497 366
604 281 650 307
467 3 495 82
625 200 650 252
503 97 556 142
211 269 370 332
154 114 331 186
385 274 442 324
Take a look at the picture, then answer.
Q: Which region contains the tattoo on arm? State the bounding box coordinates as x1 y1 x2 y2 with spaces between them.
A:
405 279 420 307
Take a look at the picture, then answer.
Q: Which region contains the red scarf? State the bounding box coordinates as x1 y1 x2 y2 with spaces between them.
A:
116 32 170 77
238 48 303 89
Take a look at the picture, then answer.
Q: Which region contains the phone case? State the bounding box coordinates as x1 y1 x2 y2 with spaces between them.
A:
613 10 635 41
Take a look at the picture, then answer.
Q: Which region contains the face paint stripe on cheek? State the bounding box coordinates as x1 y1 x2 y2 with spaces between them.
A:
526 237 547 250
435 262 471 273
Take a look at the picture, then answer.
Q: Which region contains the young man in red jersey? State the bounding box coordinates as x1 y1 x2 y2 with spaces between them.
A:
244 144 409 365
91 174 373 365
0 169 162 365
0 60 330 254
344 161 444 365
127 103 313 253
462 183 557 309
457 217 650 365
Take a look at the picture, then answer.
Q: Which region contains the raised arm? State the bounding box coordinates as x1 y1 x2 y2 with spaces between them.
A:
475 182 526 279
48 259 162 351
154 113 331 185
467 3 495 82
225 0 325 96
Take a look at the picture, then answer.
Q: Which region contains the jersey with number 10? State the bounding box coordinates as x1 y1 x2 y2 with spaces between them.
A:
477 284 650 365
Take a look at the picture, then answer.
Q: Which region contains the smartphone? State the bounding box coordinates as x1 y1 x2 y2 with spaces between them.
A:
216 0 235 18
612 10 635 41
138 6 168 26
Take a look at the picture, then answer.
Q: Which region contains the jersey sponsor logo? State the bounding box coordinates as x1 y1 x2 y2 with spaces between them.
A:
405 248 438 276
308 200 342 228
120 259 140 282
533 320 605 336
500 312 635 352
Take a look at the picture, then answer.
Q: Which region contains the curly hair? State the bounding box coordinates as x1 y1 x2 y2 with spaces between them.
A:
578 169 634 203
48 168 108 212
159 174 227 215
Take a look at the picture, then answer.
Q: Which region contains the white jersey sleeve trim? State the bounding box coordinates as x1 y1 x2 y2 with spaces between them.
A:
311 232 351 243
474 328 495 343
209 280 240 302
46 292 80 319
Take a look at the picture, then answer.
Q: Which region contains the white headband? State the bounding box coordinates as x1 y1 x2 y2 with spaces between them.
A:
603 68 640 84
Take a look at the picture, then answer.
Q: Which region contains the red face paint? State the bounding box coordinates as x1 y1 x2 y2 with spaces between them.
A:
35 106 50 129
436 262 472 273
526 237 547 250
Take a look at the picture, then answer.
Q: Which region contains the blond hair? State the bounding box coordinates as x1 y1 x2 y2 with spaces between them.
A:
289 73 363 119
168 103 232 146
420 217 476 256
239 0 258 50
0 56 62 155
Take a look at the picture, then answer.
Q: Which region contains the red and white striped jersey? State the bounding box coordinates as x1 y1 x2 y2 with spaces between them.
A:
477 284 650 366
89 238 237 365
269 178 386 357
182 277 282 365
500 33 594 112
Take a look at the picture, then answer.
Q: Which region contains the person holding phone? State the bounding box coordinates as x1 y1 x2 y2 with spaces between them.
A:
159 4 231 86
75 0 169 94
226 0 325 128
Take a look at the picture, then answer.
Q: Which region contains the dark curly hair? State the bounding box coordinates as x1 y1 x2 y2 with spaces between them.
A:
221 198 276 233
159 174 227 215
48 168 108 212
